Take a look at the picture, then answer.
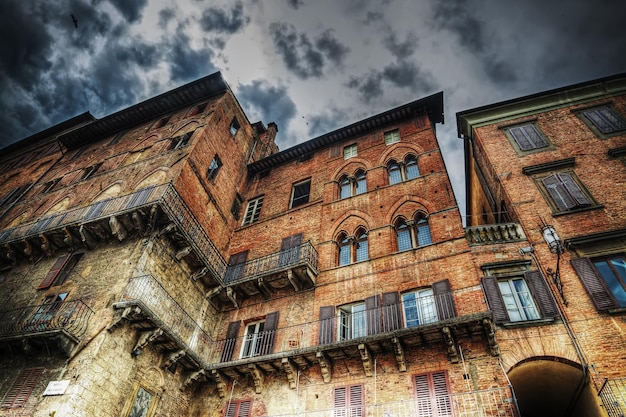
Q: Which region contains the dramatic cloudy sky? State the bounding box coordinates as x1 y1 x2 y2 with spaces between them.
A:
2 0 626 219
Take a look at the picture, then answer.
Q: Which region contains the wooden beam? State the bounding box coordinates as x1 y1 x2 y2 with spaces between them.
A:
256 278 272 299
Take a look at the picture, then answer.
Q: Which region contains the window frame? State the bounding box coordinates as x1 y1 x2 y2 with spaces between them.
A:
229 118 240 137
535 171 597 214
497 278 541 322
387 155 420 185
571 255 626 311
338 301 366 341
384 129 401 145
413 371 451 417
1 367 45 409
240 320 265 358
208 154 222 181
122 382 158 417
343 144 358 160
337 229 369 266
338 170 367 199
576 105 626 138
395 214 432 252
224 399 252 417
37 253 83 290
503 122 552 154
242 196 264 226
290 179 311 209
333 384 363 417
402 288 437 327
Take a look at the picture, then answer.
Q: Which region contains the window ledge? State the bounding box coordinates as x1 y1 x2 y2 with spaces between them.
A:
500 317 557 329
552 204 604 216
607 307 626 315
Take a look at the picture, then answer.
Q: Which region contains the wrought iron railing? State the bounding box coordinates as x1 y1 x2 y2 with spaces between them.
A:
599 377 626 417
224 242 318 285
116 275 213 361
211 290 469 363
0 299 93 342
258 386 519 417
0 184 228 283
465 223 526 245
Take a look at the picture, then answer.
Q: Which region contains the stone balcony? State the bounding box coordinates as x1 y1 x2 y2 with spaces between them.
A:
0 299 93 357
0 184 227 288
465 222 526 246
200 290 498 397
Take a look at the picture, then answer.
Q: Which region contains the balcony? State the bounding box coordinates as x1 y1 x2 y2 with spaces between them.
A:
599 378 626 417
203 290 498 395
465 223 526 246
110 275 213 374
0 184 227 286
258 387 519 417
0 299 93 357
214 242 318 308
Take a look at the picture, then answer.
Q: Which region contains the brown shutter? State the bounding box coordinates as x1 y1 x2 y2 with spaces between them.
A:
259 311 279 355
221 321 241 362
432 279 456 320
524 270 559 318
225 251 248 283
481 276 509 323
279 233 303 266
37 255 71 290
559 173 591 206
542 174 576 211
1 367 45 408
318 306 335 345
571 257 618 311
414 374 432 417
349 384 364 416
509 126 534 151
365 295 381 335
432 371 452 416
382 292 402 331
414 372 450 417
237 400 251 417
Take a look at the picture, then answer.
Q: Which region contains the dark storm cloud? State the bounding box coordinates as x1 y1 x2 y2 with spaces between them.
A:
306 107 350 138
158 8 176 28
269 23 350 79
346 72 384 103
286 0 304 10
383 32 418 58
108 0 148 23
199 2 249 34
236 80 297 147
168 33 217 82
363 11 384 25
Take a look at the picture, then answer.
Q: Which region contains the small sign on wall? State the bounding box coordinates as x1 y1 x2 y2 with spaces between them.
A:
43 380 70 396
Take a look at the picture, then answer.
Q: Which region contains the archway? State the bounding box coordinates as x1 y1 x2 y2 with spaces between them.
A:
508 357 602 417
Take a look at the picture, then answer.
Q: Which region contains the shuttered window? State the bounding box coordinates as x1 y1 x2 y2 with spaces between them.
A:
37 254 70 290
571 257 624 311
582 107 626 134
541 172 592 212
333 384 363 417
1 367 45 409
290 180 311 209
414 371 451 417
221 321 241 362
242 196 263 226
507 124 548 151
224 399 251 417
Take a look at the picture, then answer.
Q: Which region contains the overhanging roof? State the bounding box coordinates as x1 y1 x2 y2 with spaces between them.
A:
248 91 444 174
58 72 229 150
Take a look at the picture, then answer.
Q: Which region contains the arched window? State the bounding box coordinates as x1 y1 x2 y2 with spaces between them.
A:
337 228 369 265
338 170 367 199
395 213 432 251
387 155 420 185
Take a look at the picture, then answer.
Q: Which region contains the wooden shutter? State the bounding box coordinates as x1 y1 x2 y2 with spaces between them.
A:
571 257 618 311
224 400 251 417
382 292 402 331
432 372 452 417
509 126 532 151
432 279 456 320
542 174 575 211
415 374 433 417
1 367 45 408
524 270 559 318
225 251 248 283
365 295 381 335
414 372 450 417
481 276 509 323
509 125 547 151
221 321 241 362
559 173 591 206
0 184 30 208
279 233 303 266
318 306 335 345
37 254 71 290
333 385 363 417
259 311 279 355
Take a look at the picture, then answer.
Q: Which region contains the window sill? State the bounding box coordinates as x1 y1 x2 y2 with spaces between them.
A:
552 204 604 217
607 306 626 315
500 317 557 328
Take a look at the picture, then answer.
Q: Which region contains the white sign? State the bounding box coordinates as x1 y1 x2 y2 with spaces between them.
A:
43 380 70 396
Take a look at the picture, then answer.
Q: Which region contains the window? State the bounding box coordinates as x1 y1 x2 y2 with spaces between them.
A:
414 371 451 417
42 178 60 193
337 229 368 266
1 367 45 409
388 155 420 185
395 214 432 251
29 293 69 331
123 384 157 417
402 289 437 327
208 154 222 181
169 132 191 150
540 172 593 212
580 106 626 135
344 144 357 159
224 400 251 417
506 123 549 152
242 196 263 226
224 251 248 283
231 194 243 219
239 311 279 358
339 170 367 199
384 129 401 145
229 118 240 136
333 384 363 417
482 270 559 323
290 179 311 208
0 184 30 208
571 256 626 310
81 163 102 180
338 302 366 340
153 116 170 130
279 234 303 267
108 130 127 145
189 102 208 117
37 253 83 290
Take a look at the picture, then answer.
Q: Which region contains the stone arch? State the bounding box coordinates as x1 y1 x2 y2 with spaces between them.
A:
139 365 165 391
93 181 125 202
385 196 435 225
131 134 159 152
378 143 423 166
7 210 33 228
134 169 170 190
172 120 199 136
44 195 73 215
326 210 375 242
330 158 371 180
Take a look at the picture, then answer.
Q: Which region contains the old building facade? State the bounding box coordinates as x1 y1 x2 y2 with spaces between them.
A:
0 71 624 417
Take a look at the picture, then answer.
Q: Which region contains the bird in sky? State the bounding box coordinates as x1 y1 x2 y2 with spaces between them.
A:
71 14 78 29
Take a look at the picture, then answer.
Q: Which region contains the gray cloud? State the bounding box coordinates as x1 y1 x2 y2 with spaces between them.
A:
346 72 384 103
108 0 148 23
158 8 176 28
199 2 249 34
286 0 304 9
315 30 350 67
168 33 216 82
306 106 350 138
383 32 419 58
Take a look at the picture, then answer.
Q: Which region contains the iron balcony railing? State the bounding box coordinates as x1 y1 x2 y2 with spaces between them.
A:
116 275 213 362
224 242 319 285
599 377 626 417
211 291 464 363
0 184 228 282
465 223 526 246
258 386 519 417
0 299 93 342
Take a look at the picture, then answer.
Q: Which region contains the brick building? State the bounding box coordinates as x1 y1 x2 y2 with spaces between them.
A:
458 73 626 417
0 70 623 417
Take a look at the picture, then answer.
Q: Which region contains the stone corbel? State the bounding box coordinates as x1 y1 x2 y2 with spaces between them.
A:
109 215 128 241
146 205 159 234
183 369 206 390
163 350 186 369
175 246 192 260
79 224 97 249
133 328 163 352
391 337 407 372
191 267 208 281
248 364 264 394
358 343 374 377
287 269 301 292
158 222 177 237
39 234 53 257
256 278 272 299
211 370 227 398
482 318 500 356
442 326 459 363
107 306 142 331
226 287 239 309
131 211 145 234
23 240 34 263
282 358 299 389
316 351 332 383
